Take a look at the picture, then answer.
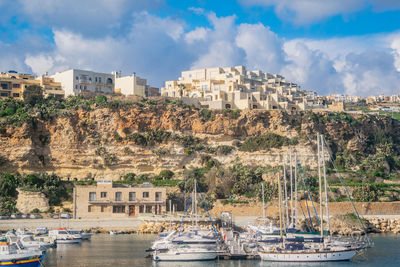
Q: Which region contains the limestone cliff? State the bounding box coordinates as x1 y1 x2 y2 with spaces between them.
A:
0 102 399 180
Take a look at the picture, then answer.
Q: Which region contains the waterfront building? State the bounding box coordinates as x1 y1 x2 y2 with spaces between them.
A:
51 69 114 96
0 71 64 99
73 180 167 219
161 66 320 111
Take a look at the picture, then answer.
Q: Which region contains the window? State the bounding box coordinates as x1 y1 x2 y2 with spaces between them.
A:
89 192 96 201
84 86 87 90
115 192 122 201
95 77 98 82
75 85 78 89
101 206 105 212
143 192 149 198
80 85 82 89
0 92 9 97
201 85 208 91
89 77 92 81
101 192 107 198
1 83 8 89
129 192 136 201
76 76 79 80
155 192 162 201
12 84 20 88
12 93 19 98
146 206 152 213
113 205 125 213
99 77 101 83
88 206 92 212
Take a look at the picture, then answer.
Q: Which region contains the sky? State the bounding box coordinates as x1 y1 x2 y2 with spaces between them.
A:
1 0 400 96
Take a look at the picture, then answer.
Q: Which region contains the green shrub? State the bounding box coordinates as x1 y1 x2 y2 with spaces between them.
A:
239 133 295 152
123 173 136 182
95 95 107 104
200 109 214 122
158 170 174 180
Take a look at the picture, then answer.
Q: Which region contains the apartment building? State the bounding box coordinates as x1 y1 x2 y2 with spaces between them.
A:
0 71 64 99
161 66 315 111
114 71 147 97
73 180 167 219
51 69 114 96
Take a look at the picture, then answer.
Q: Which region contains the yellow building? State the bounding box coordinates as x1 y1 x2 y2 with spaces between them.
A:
0 71 64 99
0 72 38 99
73 180 167 219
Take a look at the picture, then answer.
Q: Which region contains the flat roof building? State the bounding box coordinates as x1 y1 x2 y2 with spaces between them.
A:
73 180 167 219
51 69 114 96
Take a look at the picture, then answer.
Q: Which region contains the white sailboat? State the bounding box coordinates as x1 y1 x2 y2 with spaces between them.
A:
259 134 365 262
152 179 219 261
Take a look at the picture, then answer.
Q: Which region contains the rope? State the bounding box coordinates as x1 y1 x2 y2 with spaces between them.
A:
322 137 369 236
197 183 218 234
178 195 192 233
298 162 321 229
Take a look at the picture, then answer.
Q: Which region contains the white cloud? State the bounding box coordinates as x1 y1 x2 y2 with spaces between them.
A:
1 10 400 96
235 23 285 73
15 0 165 36
240 0 400 25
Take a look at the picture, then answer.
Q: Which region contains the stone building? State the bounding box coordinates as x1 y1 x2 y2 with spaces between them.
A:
161 66 321 111
73 180 167 219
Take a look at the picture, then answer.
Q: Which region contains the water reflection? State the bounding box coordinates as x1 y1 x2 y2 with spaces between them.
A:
44 233 399 267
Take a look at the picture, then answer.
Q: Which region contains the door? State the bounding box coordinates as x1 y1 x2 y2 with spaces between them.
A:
129 205 135 216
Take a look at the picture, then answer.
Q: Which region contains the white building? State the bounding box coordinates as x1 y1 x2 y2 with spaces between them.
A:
114 71 147 97
51 69 114 96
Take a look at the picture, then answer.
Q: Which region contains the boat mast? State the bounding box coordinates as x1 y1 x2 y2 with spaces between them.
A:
321 135 330 235
277 173 284 248
194 179 198 228
317 134 324 240
262 182 266 222
294 152 298 227
290 149 294 227
283 157 289 228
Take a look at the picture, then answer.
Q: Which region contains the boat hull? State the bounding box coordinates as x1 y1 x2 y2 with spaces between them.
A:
0 255 42 266
153 251 218 261
259 250 356 262
56 239 81 244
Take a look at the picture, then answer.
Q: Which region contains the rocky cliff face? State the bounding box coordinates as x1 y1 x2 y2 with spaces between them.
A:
0 103 399 180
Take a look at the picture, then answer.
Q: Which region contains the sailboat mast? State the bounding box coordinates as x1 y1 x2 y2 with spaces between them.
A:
262 182 265 221
290 149 294 227
194 179 198 227
283 157 289 227
321 135 330 234
294 152 298 227
317 134 324 239
278 173 284 248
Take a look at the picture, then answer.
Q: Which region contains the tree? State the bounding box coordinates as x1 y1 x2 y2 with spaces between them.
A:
0 174 18 198
352 184 379 202
158 170 174 180
23 85 43 106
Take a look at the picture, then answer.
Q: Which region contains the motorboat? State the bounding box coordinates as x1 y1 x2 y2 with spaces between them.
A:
19 235 55 251
49 229 82 244
69 230 92 240
153 245 218 261
0 237 43 266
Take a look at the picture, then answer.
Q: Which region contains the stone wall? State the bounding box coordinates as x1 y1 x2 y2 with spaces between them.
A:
16 189 49 213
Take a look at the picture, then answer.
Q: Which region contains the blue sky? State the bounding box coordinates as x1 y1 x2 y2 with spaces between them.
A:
1 0 400 96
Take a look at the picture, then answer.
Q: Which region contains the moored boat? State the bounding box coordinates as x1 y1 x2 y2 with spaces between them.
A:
0 237 43 267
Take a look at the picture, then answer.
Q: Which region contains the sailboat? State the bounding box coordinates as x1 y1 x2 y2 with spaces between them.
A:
152 179 219 261
258 134 368 262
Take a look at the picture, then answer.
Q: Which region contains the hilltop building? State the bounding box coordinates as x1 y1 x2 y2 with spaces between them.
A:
161 66 322 111
51 69 115 97
73 180 167 219
114 71 159 97
0 71 64 99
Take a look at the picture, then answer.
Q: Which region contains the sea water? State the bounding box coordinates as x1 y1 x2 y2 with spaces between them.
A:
45 233 400 266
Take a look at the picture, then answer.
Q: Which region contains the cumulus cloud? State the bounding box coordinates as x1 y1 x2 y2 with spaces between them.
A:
2 9 400 96
240 0 400 25
15 0 165 36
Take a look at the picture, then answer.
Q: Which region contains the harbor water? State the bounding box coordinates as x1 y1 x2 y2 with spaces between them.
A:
45 234 400 266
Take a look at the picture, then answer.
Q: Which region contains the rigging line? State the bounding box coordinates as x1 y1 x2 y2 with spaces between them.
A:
298 161 314 231
298 161 321 230
196 183 217 234
298 197 311 231
322 137 369 236
179 195 192 233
